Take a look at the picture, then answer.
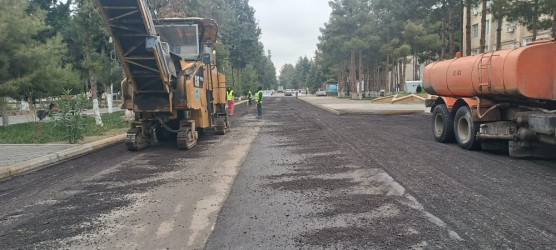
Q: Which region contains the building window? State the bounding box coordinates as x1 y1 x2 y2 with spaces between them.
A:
523 37 533 46
473 24 479 38
486 20 490 34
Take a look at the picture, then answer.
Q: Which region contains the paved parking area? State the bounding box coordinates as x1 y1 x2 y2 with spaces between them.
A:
298 96 427 115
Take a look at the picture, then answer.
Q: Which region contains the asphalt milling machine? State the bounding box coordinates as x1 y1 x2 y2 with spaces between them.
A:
97 0 230 151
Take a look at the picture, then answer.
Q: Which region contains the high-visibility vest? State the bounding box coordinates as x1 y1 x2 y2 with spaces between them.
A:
247 90 253 99
255 90 263 104
227 90 234 101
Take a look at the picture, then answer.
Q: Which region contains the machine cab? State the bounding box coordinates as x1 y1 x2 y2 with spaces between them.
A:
154 18 219 63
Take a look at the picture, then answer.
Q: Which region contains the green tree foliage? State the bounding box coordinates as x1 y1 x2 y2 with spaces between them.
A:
236 64 259 95
306 61 327 92
0 0 79 101
293 57 311 90
278 64 296 89
295 0 469 94
28 0 73 42
507 0 555 40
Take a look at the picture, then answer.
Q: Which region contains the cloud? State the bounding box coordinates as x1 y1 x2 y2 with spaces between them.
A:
250 0 331 75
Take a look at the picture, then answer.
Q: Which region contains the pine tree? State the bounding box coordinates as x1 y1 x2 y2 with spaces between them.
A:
74 0 108 126
0 0 79 125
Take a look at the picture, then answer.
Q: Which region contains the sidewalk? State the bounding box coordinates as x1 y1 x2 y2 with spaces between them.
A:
298 96 428 115
0 135 125 180
1 106 126 180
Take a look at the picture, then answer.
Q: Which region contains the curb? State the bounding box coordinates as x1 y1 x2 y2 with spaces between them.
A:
0 134 126 181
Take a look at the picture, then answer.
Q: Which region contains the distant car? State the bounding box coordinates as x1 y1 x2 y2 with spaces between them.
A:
315 89 327 96
284 89 293 96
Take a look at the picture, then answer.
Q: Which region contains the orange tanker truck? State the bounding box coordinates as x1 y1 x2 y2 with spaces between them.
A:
423 38 556 158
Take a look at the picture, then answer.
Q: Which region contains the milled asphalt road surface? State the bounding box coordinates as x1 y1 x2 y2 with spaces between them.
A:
206 96 556 249
0 97 555 249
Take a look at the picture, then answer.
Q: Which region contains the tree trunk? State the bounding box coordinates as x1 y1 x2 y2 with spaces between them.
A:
480 0 487 53
465 0 472 56
358 52 362 95
496 6 503 50
413 54 417 79
398 61 402 91
337 63 341 96
338 62 345 96
90 68 104 127
1 98 8 126
366 68 370 96
448 6 455 56
349 50 356 97
386 54 391 92
441 13 446 59
376 66 380 93
401 58 407 92
394 62 397 92
107 84 113 114
532 0 539 41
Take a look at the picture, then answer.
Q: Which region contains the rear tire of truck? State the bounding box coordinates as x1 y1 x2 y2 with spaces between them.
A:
454 106 481 150
431 104 455 143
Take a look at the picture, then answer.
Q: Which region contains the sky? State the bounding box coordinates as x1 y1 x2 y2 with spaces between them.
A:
250 0 332 76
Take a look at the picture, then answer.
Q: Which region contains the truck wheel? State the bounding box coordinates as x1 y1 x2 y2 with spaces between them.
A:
431 104 455 143
454 106 481 150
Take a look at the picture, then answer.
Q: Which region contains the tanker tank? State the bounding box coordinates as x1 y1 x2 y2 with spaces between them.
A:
423 38 556 102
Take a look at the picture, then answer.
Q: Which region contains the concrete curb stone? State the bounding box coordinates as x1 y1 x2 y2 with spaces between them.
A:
0 134 126 181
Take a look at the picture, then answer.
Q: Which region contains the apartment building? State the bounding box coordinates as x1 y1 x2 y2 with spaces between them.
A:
463 1 553 54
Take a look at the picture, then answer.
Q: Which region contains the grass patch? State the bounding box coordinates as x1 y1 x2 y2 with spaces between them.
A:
0 111 129 144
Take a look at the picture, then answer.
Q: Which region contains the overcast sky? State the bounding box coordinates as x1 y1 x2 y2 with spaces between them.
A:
250 0 331 76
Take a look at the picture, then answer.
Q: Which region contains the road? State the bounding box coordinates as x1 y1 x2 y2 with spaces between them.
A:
1 97 555 249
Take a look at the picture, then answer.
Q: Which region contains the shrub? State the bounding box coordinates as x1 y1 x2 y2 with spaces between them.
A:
54 89 89 144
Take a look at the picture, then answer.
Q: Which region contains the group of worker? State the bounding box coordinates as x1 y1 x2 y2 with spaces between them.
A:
226 87 263 119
